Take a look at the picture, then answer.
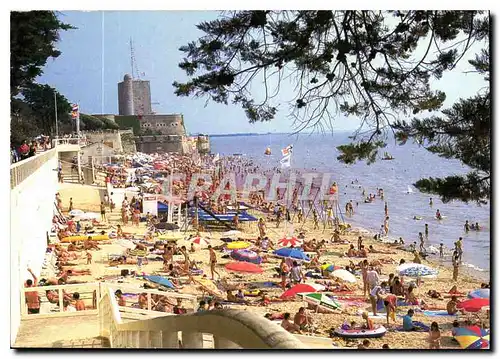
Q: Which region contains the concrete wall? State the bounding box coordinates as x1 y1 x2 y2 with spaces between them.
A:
135 135 185 154
10 149 59 345
82 131 123 151
139 114 186 136
119 130 137 154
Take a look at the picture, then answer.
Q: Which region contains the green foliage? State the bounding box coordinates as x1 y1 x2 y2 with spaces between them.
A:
98 117 120 130
393 48 490 204
10 11 74 97
175 10 490 203
114 116 141 135
21 83 72 134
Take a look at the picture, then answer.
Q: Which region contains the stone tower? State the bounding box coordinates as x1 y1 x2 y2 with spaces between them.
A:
118 74 134 116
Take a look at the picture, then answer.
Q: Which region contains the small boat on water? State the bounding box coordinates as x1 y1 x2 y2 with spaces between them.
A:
264 147 272 155
382 152 394 160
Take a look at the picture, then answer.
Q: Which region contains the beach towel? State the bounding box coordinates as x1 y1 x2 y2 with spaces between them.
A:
248 281 279 289
305 271 324 279
377 298 411 311
394 321 430 332
421 310 457 317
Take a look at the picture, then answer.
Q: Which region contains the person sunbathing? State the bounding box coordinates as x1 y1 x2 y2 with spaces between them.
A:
67 242 82 251
346 244 358 257
226 290 248 304
60 268 91 276
358 245 368 257
368 245 396 254
83 239 101 251
281 313 302 334
427 290 443 299
108 255 138 266
405 286 419 305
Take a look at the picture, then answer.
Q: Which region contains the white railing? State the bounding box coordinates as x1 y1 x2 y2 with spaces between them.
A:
10 148 57 189
20 282 197 320
98 287 305 349
20 282 100 319
52 138 87 147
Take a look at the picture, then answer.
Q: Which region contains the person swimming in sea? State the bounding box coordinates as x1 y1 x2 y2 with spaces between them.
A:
429 198 433 206
435 209 442 220
464 220 470 232
439 243 444 258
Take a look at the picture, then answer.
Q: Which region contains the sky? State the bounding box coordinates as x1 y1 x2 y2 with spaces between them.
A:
37 11 487 135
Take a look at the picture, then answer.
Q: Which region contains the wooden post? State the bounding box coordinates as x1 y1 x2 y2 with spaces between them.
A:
58 288 64 312
182 332 204 349
20 288 28 316
161 331 178 348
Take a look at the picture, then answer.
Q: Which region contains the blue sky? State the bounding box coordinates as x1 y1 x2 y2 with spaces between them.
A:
37 11 487 135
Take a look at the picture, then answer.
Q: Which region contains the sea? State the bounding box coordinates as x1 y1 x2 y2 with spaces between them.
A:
210 132 491 280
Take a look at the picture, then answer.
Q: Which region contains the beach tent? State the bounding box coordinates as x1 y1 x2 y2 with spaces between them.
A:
225 262 263 273
230 249 262 264
157 202 169 213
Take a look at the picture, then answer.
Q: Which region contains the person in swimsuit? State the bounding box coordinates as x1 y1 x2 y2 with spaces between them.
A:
208 245 220 280
428 322 441 349
100 201 106 222
24 268 40 314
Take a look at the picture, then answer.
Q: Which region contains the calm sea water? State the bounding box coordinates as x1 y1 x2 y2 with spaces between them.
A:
210 132 491 278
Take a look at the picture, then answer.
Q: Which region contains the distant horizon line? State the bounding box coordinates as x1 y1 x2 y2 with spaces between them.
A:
190 130 354 137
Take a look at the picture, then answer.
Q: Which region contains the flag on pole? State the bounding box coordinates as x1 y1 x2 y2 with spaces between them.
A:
281 145 293 156
71 104 79 119
280 154 291 168
212 153 220 164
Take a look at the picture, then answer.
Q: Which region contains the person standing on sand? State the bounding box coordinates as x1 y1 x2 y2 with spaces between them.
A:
384 216 389 235
68 198 73 212
357 236 363 251
452 254 460 281
100 201 106 222
258 218 266 238
86 251 92 265
312 209 319 230
439 243 444 258
208 245 220 280
279 258 290 290
424 224 429 238
361 260 369 297
456 237 463 262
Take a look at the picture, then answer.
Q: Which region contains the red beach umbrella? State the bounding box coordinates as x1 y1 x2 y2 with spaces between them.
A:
280 283 323 299
457 298 490 312
277 237 302 247
225 261 263 273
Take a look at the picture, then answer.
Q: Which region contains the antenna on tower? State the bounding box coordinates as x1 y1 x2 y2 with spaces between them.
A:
130 38 142 80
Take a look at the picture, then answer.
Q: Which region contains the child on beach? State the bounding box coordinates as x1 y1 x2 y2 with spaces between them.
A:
86 251 92 265
428 322 441 349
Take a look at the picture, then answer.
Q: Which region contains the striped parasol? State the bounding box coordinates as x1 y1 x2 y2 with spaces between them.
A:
454 326 490 349
301 292 341 311
277 237 302 247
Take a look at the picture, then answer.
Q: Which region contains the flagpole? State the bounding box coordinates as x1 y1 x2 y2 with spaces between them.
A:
54 92 59 138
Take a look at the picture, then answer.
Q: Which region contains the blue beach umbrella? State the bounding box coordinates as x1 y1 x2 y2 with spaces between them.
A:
273 247 310 261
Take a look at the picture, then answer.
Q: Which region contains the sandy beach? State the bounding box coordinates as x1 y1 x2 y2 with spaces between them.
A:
54 182 489 350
